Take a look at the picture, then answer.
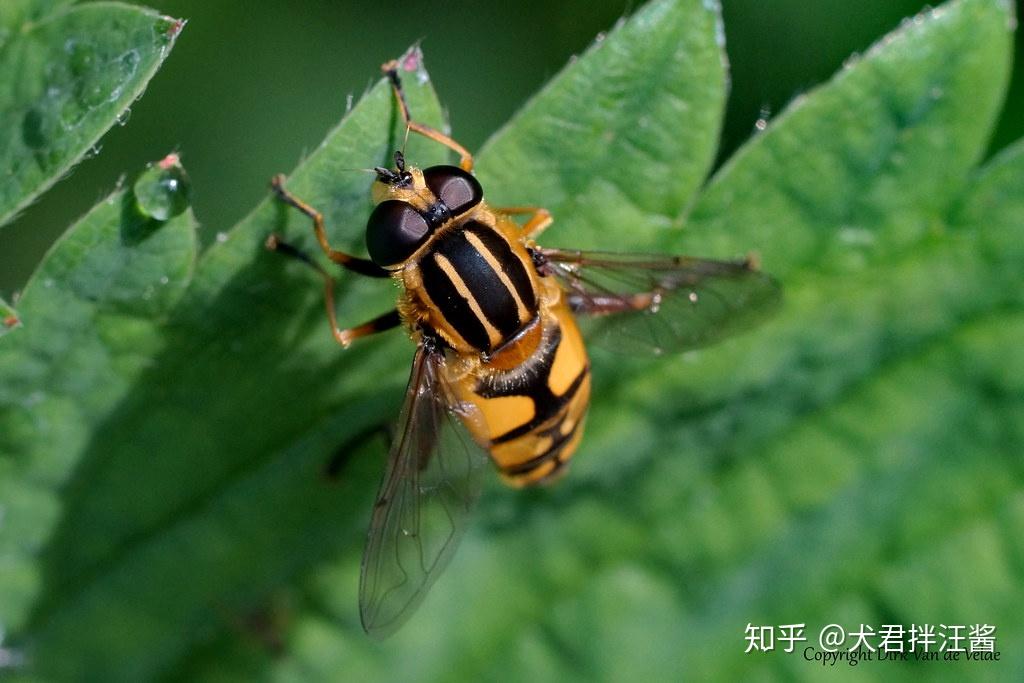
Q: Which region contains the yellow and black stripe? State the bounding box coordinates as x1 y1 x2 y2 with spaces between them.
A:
477 309 591 485
414 220 538 353
450 295 592 487
406 211 591 486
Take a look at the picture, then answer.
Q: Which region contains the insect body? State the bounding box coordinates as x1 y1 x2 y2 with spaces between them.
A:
367 159 592 487
269 61 779 638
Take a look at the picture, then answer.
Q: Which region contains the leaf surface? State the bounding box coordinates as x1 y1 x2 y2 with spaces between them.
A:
0 1 183 227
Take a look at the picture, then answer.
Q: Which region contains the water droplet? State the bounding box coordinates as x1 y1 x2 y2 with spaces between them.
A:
116 108 131 126
754 105 771 132
159 275 170 285
216 232 229 243
594 31 607 44
133 153 191 221
120 49 140 74
843 52 861 70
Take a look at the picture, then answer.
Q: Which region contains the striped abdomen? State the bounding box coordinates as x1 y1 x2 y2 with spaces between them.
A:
454 298 592 487
406 215 591 486
410 219 539 354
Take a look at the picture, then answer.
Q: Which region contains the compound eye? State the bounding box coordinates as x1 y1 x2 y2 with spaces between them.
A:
423 165 483 215
365 200 430 267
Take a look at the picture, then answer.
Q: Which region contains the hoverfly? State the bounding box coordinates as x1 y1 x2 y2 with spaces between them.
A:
267 60 779 638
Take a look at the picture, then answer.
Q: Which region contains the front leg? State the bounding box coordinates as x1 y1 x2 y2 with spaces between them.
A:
266 234 401 347
381 62 475 172
270 175 389 278
495 205 553 240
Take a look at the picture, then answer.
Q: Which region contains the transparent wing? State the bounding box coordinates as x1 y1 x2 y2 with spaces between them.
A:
540 248 781 355
359 343 490 638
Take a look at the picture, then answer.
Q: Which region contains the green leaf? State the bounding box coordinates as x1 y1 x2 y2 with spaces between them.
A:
677 0 1014 275
2 0 1022 680
0 46 446 681
954 138 1024 293
0 1 75 37
0 1 184 228
0 159 197 635
477 0 727 250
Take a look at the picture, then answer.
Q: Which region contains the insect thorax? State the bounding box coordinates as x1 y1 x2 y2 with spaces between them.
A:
405 217 541 355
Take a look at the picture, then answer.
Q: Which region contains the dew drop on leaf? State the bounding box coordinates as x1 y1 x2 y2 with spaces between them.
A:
133 153 191 221
754 105 771 132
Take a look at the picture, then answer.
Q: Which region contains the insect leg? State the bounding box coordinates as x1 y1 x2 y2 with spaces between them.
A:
266 234 402 347
381 62 475 172
270 174 389 278
496 206 553 239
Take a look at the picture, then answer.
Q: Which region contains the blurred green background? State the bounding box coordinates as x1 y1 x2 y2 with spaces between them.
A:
1 0 1021 295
